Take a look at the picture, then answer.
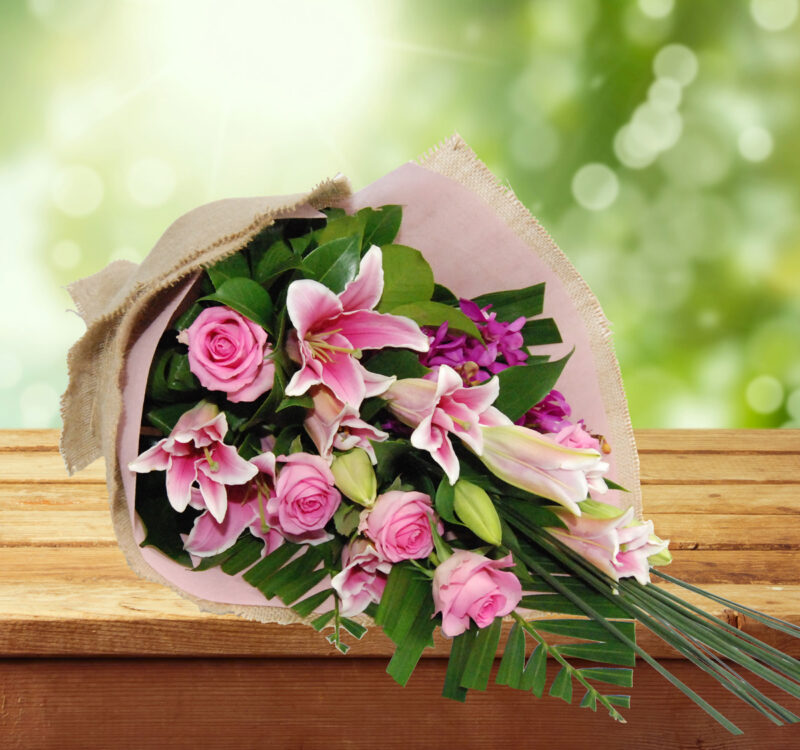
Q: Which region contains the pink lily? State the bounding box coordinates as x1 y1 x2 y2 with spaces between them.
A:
384 365 501 484
478 423 608 515
304 386 389 464
183 453 282 558
284 245 429 408
547 503 670 585
128 402 257 523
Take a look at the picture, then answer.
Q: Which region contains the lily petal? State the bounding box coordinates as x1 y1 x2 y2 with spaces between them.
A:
164 455 198 513
339 245 384 312
128 441 170 473
184 502 258 557
196 471 228 523
286 278 343 339
337 309 430 352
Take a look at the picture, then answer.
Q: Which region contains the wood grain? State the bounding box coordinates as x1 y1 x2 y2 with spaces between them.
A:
1 658 799 750
0 433 799 657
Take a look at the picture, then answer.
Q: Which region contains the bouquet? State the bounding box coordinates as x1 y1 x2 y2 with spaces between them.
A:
61 137 800 733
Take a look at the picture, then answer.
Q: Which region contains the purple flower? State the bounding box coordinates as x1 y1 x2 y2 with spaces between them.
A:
517 389 572 433
459 299 528 376
419 299 529 385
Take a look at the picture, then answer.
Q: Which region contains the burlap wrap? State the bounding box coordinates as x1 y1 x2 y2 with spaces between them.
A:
59 135 641 625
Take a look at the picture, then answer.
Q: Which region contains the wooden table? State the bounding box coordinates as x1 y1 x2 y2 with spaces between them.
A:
1 429 799 748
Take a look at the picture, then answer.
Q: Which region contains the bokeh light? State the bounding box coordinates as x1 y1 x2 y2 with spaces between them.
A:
2 0 800 429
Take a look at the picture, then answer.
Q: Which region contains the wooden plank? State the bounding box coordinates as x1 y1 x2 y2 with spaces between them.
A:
640 453 800 484
642 484 800 515
1 658 799 749
0 483 109 510
635 429 800 453
0 453 105 483
0 429 61 451
650 514 800 549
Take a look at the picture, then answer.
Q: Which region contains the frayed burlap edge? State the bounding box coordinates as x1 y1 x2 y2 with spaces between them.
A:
418 134 642 518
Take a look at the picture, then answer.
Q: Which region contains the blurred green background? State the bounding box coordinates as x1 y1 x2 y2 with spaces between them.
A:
2 0 799 429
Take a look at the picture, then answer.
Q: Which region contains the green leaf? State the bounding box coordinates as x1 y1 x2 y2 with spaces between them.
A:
145 402 198 434
166 353 199 392
377 244 434 312
375 563 430 643
535 618 636 644
473 283 545 322
371 440 413 485
199 278 274 330
254 240 302 286
303 235 361 294
243 542 301 588
431 283 458 305
389 300 482 340
385 595 437 686
580 690 598 711
604 478 630 492
341 617 368 640
493 350 573 422
523 644 548 697
578 667 634 688
460 618 503 691
549 667 573 703
207 253 251 289
359 396 386 422
317 212 365 247
291 589 333 618
520 318 562 347
173 302 204 331
555 641 636 668
496 623 525 688
135 470 198 566
360 205 402 248
434 477 458 525
607 695 631 709
333 502 361 536
364 350 428 380
276 394 313 412
311 610 335 631
443 631 475 701
193 532 265 574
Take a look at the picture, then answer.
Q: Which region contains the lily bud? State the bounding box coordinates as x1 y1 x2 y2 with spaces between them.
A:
330 448 377 507
579 498 627 520
453 479 503 546
647 535 672 567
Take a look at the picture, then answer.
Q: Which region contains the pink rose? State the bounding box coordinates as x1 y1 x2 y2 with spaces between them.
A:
178 305 275 403
330 539 392 616
432 551 522 637
266 453 341 544
360 490 441 562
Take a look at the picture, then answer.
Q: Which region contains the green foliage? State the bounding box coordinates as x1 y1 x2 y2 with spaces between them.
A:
520 318 562 346
302 235 361 293
473 283 545 321
199 277 274 331
206 253 251 288
360 204 403 248
389 300 482 339
364 349 428 380
493 350 573 421
377 244 435 311
134 469 199 567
